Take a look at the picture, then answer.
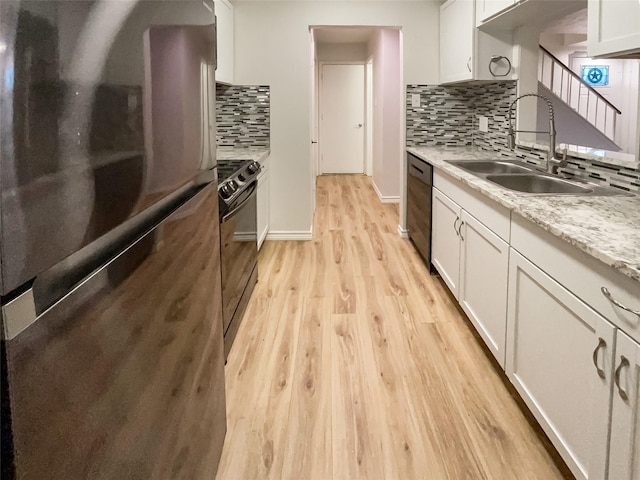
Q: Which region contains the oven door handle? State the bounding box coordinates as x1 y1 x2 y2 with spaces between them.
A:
222 182 257 222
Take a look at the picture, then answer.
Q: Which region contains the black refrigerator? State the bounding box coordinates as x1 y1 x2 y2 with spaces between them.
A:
0 1 226 478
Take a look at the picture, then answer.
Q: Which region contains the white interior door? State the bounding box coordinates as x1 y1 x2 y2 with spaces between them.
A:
319 64 365 174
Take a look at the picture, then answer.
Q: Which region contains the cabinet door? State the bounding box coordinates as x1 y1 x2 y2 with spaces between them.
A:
506 250 614 480
588 0 640 58
440 0 474 84
608 330 640 480
257 165 270 250
214 0 234 84
431 188 461 298
459 211 509 368
475 0 515 25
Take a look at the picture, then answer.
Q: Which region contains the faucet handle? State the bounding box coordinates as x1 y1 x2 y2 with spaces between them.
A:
507 128 516 150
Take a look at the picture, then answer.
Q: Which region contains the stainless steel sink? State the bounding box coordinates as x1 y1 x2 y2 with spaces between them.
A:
448 160 534 175
445 159 630 196
486 174 594 194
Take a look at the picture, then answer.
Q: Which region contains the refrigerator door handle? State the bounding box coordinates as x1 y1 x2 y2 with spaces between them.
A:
5 181 216 338
2 289 37 341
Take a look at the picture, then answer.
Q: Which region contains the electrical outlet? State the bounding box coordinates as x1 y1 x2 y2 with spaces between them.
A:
411 94 421 108
478 116 489 133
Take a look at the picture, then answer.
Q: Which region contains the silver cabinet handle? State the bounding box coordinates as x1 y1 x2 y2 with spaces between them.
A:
467 57 472 72
614 355 630 401
453 216 460 236
458 221 465 241
592 337 606 379
601 287 640 315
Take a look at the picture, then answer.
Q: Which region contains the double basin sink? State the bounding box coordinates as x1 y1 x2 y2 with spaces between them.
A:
446 159 627 196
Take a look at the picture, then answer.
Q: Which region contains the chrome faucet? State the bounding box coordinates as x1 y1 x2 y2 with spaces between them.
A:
507 93 566 174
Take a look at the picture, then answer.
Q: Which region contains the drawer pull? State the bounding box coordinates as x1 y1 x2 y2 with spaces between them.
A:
601 287 640 315
411 164 424 175
592 337 606 379
453 216 460 237
458 221 465 241
614 355 630 401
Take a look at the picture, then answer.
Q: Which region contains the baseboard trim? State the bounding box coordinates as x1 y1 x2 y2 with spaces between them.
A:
265 230 313 241
372 181 400 204
397 225 409 239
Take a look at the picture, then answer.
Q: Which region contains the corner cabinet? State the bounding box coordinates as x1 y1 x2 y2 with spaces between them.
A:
214 0 234 84
587 0 640 58
257 160 270 250
439 0 515 84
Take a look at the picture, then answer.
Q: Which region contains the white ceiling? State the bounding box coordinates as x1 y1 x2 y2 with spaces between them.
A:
312 26 379 44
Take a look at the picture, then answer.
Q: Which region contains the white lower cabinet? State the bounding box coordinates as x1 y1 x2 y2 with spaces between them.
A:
256 162 270 250
506 249 614 480
431 187 509 367
431 188 462 298
608 330 640 480
459 210 509 367
426 164 640 479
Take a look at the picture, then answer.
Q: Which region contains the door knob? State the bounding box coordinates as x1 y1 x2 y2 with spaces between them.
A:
357 123 363 128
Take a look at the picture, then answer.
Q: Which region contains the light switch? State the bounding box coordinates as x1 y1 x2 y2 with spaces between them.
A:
478 115 489 132
411 93 421 108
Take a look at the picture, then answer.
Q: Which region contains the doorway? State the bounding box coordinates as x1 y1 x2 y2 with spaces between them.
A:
319 63 365 174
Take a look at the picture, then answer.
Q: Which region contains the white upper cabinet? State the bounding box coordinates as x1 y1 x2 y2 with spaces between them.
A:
588 0 640 58
214 0 234 84
475 0 516 26
440 0 515 84
440 0 475 84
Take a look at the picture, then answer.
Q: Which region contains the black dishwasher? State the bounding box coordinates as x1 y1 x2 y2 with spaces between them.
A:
406 153 434 269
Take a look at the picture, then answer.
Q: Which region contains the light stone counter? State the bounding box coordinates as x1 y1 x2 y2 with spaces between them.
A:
217 147 270 166
407 146 640 283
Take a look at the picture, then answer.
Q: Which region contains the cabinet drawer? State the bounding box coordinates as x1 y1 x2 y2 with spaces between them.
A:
433 169 511 241
511 214 640 344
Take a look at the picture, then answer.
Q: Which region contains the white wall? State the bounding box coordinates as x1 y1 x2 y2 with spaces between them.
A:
369 29 402 201
234 1 439 235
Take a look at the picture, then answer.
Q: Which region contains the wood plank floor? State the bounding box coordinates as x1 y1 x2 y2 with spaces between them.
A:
216 174 573 480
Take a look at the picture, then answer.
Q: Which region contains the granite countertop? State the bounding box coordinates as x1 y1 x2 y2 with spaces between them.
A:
407 146 640 283
217 147 270 165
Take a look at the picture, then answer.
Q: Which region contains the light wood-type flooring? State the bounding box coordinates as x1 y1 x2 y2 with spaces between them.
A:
217 174 573 480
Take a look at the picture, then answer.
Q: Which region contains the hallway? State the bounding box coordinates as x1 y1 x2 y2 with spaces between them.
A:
217 174 572 479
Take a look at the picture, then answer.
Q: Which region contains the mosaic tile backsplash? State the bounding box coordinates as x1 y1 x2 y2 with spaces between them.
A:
216 84 270 148
406 82 640 193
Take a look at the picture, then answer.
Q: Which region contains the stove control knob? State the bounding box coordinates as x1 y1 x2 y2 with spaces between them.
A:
238 172 247 182
220 181 237 199
247 162 260 174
